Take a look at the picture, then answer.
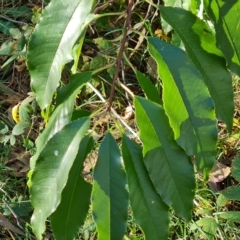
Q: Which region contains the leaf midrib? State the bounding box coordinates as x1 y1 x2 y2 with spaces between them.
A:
139 102 188 214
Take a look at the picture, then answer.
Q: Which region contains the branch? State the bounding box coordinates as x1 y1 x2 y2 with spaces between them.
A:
108 0 133 110
0 14 27 25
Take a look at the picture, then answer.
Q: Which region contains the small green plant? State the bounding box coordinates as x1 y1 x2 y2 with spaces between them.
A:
18 0 240 239
0 4 36 68
216 155 240 222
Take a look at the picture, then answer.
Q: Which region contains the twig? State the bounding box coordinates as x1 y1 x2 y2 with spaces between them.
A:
108 0 133 110
117 80 134 98
121 60 129 102
0 14 27 25
145 1 153 20
97 74 134 99
87 82 138 139
2 198 23 230
132 0 140 11
6 228 16 240
150 0 160 23
118 62 134 99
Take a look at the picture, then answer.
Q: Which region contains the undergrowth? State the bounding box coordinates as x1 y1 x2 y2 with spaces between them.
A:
0 0 240 239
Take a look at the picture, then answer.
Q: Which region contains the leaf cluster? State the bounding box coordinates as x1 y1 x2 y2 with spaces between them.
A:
1 0 240 239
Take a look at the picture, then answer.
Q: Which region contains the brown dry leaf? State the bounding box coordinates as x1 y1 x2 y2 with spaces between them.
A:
7 148 30 166
6 147 30 177
210 162 231 182
82 150 98 182
208 162 231 192
14 62 26 72
0 214 24 236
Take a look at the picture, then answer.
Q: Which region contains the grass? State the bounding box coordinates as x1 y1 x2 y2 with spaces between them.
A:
0 0 240 239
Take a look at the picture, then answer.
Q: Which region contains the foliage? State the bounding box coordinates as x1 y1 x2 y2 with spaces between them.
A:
216 155 240 223
187 160 240 240
1 0 240 239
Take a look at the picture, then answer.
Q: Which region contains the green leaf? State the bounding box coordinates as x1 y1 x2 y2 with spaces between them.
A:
29 72 91 172
71 29 86 74
92 132 128 240
148 38 217 177
9 28 22 40
0 41 14 56
204 0 240 76
134 96 195 221
30 117 90 239
0 20 16 34
12 122 29 136
27 0 95 109
194 218 218 239
135 70 162 105
55 72 92 106
160 6 234 131
122 135 169 240
71 109 91 121
232 155 240 182
161 0 182 33
10 135 16 146
219 211 240 223
163 0 182 6
50 135 94 240
216 194 229 207
19 103 31 123
220 186 240 201
0 122 5 131
90 56 108 70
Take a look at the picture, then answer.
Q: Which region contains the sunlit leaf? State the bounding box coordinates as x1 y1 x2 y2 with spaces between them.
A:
50 136 94 240
193 218 218 240
27 0 95 109
122 135 169 240
134 96 195 221
160 6 234 131
219 211 240 223
30 117 90 239
148 38 217 178
29 72 91 173
92 132 128 240
204 0 240 76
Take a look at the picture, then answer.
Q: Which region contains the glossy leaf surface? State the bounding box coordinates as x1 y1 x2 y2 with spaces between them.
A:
204 0 240 76
148 38 217 177
160 6 234 131
134 96 195 221
92 132 128 240
30 117 90 239
27 0 95 109
122 135 169 240
50 136 94 240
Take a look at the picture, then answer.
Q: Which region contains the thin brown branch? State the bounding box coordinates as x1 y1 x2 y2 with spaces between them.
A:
107 0 133 111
